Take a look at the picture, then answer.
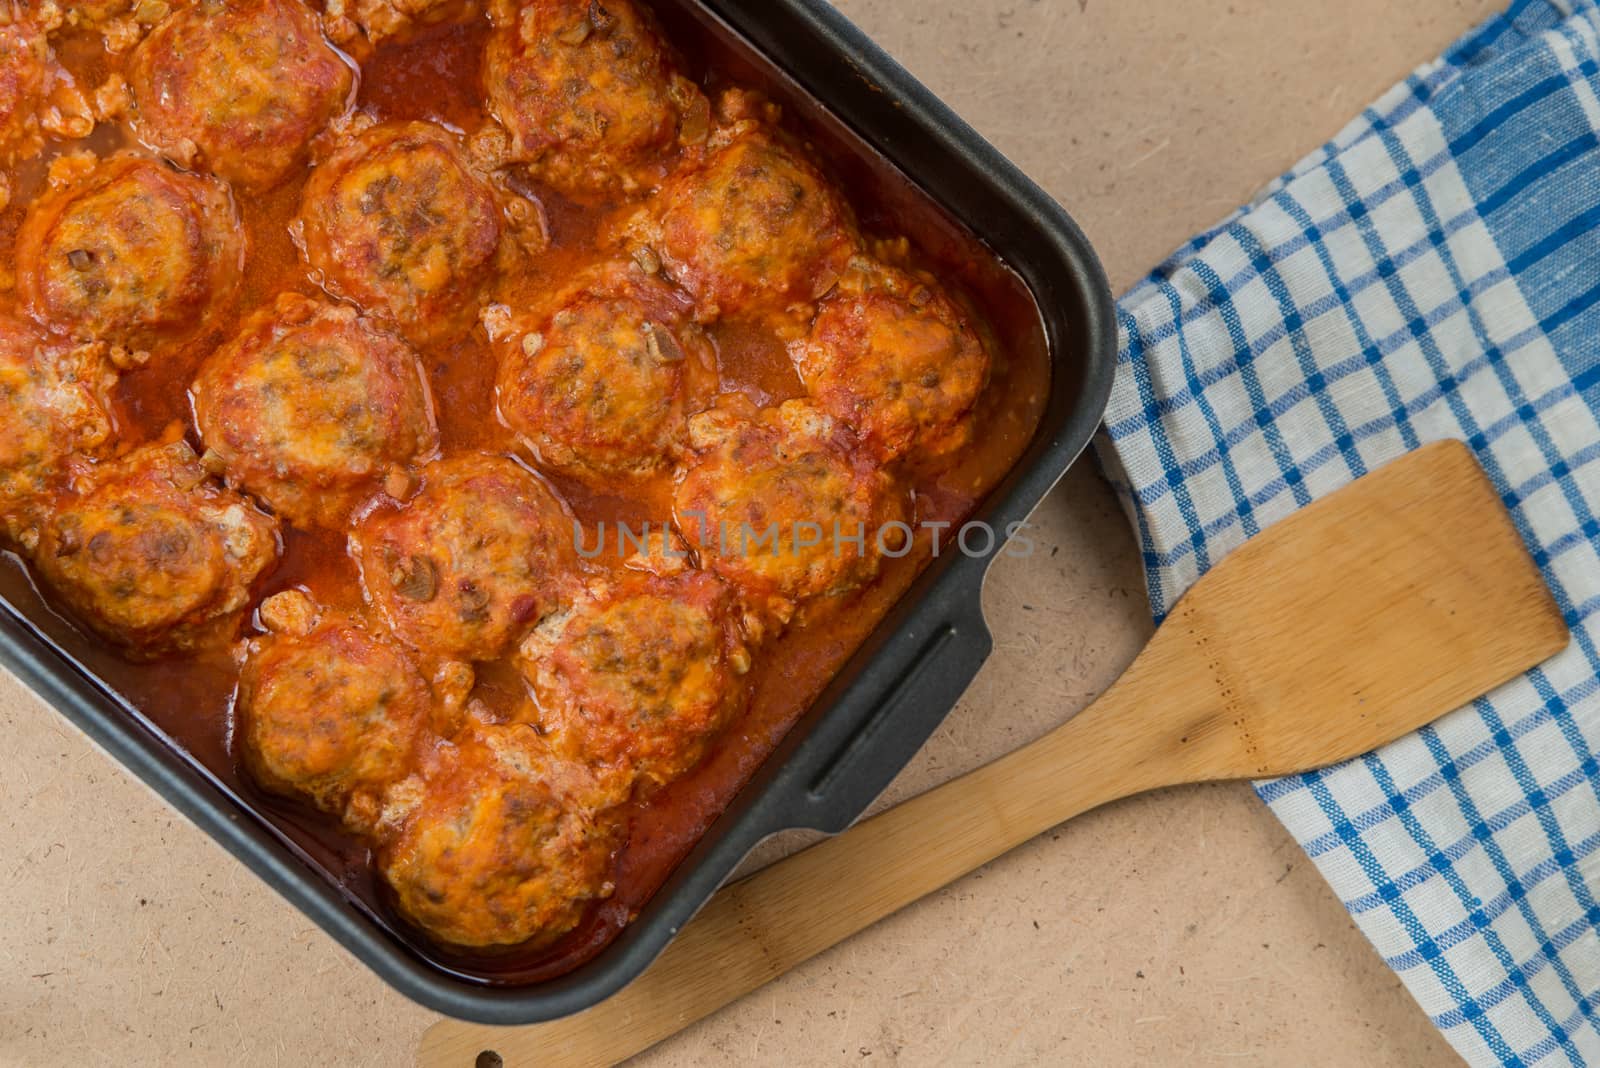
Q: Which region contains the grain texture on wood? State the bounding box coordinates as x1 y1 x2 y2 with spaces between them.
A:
420 439 1568 1068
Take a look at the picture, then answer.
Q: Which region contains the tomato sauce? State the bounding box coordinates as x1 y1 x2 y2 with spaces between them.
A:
0 6 1052 983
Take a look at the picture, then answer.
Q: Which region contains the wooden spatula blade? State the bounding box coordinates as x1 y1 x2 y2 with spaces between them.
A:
1165 439 1568 778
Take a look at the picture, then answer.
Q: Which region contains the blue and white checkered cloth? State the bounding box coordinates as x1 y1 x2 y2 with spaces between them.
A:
1093 1 1600 1062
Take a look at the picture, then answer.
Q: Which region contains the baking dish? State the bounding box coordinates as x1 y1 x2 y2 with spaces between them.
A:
0 0 1116 1022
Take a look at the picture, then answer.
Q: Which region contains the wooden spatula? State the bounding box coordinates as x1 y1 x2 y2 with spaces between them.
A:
420 439 1568 1068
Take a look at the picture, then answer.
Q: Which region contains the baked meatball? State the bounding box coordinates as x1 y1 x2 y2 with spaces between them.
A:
483 0 707 200
192 294 438 530
789 259 992 467
380 721 618 948
486 261 716 481
324 0 476 45
0 318 115 548
125 0 354 190
238 590 454 834
518 563 748 798
355 454 576 662
33 440 280 658
14 152 245 367
673 399 907 627
622 123 857 320
294 121 506 345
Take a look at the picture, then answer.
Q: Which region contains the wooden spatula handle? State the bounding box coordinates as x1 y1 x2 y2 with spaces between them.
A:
419 687 1184 1068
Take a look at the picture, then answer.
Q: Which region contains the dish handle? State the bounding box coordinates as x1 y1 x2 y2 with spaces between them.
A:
757 598 996 836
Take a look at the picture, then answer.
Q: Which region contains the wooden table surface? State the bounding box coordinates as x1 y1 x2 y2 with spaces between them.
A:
0 1 1499 1064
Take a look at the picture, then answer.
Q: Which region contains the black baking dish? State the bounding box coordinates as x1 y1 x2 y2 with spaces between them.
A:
0 0 1117 1023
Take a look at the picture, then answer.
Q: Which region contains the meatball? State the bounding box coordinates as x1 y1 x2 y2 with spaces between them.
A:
126 0 355 191
518 564 748 798
33 440 280 658
673 399 908 627
483 0 707 200
324 0 476 46
380 721 618 949
0 17 93 209
623 124 857 320
192 294 438 530
789 259 992 467
14 152 245 367
294 121 506 345
354 454 577 662
487 261 716 481
237 590 451 834
0 318 115 548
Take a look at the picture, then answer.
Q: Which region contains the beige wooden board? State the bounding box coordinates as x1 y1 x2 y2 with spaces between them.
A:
0 1 1500 1064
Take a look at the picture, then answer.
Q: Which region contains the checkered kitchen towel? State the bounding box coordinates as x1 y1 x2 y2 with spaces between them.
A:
1092 1 1600 1063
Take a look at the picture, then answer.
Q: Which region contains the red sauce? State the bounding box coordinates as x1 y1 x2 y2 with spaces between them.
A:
0 6 1052 984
